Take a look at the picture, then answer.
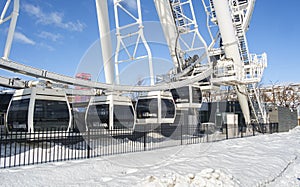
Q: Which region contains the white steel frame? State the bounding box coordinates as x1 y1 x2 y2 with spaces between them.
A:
201 0 219 50
0 57 212 92
0 0 268 125
0 0 19 60
202 0 266 85
169 0 209 71
113 0 154 85
201 0 267 124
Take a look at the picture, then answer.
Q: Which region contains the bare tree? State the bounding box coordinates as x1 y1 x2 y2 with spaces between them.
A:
260 82 300 111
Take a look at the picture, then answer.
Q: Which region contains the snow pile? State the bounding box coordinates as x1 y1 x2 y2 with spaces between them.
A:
289 125 300 134
141 168 240 187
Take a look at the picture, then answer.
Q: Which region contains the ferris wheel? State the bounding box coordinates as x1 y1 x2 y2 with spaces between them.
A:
0 0 267 134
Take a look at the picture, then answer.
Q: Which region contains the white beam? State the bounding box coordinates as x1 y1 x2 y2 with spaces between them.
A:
95 0 114 84
212 0 250 124
153 0 180 69
3 0 19 60
0 57 212 92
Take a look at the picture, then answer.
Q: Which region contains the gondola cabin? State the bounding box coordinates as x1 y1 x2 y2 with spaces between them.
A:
71 101 89 133
6 87 72 132
136 91 176 124
171 85 202 108
85 94 135 132
0 90 14 134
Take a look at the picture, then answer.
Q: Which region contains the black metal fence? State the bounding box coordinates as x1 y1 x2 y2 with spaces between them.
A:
0 123 279 168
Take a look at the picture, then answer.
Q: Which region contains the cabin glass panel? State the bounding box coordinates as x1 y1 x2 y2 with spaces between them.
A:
113 105 134 129
171 87 189 103
33 100 70 131
192 87 202 104
86 104 109 129
161 99 175 118
136 98 158 119
7 99 29 131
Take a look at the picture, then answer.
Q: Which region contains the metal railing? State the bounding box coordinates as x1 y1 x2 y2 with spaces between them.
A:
0 123 279 168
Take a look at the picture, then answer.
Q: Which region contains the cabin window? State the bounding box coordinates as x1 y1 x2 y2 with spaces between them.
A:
33 100 70 131
171 87 189 103
161 99 175 118
87 104 134 130
86 104 109 129
136 98 158 119
192 87 202 104
114 105 134 129
7 99 29 131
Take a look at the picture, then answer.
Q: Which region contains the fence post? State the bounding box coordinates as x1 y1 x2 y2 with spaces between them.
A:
241 126 243 138
3 130 7 168
0 130 3 166
143 126 147 151
225 123 228 140
0 131 2 168
13 132 16 167
87 127 90 159
206 123 209 142
143 131 147 151
180 123 183 145
28 129 32 165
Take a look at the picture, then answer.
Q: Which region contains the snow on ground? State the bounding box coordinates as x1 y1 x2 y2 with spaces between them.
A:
0 127 300 187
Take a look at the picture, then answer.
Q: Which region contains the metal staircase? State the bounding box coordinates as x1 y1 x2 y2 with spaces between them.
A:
208 0 217 22
234 16 250 65
230 1 268 124
247 84 268 124
204 0 269 125
172 0 186 29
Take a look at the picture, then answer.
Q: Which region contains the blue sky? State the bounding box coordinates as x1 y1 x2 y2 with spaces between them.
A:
0 0 299 85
